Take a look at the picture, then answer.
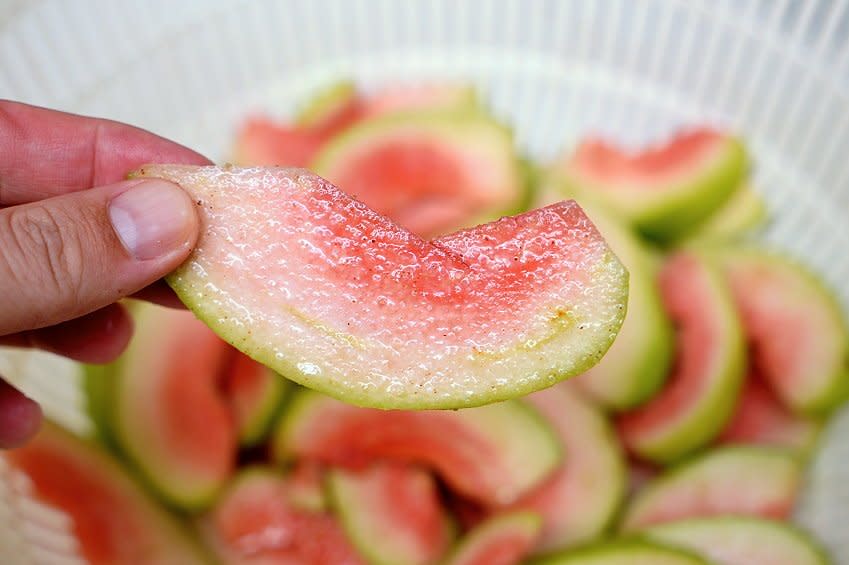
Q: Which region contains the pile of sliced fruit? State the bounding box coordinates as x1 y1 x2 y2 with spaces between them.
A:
3 82 848 565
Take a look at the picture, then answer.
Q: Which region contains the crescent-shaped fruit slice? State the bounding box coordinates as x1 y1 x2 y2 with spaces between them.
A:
621 446 801 531
556 129 747 240
133 165 628 410
272 390 561 506
644 517 828 565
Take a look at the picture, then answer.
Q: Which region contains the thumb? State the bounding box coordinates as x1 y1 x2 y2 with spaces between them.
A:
0 178 198 335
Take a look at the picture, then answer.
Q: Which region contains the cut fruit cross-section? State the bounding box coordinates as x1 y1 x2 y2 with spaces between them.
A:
133 165 628 410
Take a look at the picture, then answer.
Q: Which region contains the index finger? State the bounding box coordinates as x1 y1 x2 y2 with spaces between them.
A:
0 100 212 205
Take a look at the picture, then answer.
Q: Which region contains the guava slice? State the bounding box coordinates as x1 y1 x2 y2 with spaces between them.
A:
84 361 118 447
444 512 542 565
238 82 479 174
296 81 478 127
511 384 626 552
233 117 328 168
235 84 363 168
3 422 208 564
134 165 628 410
295 81 362 129
272 390 561 506
719 248 849 414
533 540 711 565
718 371 821 456
620 446 802 531
616 251 746 463
556 128 748 240
691 183 767 240
310 111 526 238
112 303 236 510
363 83 479 117
538 186 673 410
644 517 829 565
286 461 328 513
328 463 453 565
224 348 289 446
200 467 365 565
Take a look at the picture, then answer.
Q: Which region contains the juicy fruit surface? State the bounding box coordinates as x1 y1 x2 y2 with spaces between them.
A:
512 384 626 552
201 468 365 565
329 463 453 565
113 304 236 509
312 111 524 238
621 446 801 530
720 249 849 414
644 517 829 565
273 391 561 506
136 165 627 409
2 422 207 565
559 129 747 239
445 512 541 565
534 540 710 565
617 252 745 463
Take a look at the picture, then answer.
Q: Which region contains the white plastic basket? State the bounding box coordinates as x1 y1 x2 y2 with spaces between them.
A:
1 0 848 562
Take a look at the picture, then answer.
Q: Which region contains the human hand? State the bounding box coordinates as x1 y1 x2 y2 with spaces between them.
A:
0 101 211 448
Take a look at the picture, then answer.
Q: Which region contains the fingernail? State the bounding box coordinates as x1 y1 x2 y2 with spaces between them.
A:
109 180 197 260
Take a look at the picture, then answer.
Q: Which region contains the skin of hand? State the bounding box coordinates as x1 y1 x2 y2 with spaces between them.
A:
0 100 212 448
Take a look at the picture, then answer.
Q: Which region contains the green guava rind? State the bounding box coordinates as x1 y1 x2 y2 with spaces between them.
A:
532 539 711 565
643 517 829 565
83 362 118 448
620 446 802 531
715 247 849 415
84 300 144 449
133 165 628 410
232 363 291 447
327 464 454 565
556 135 748 241
444 511 542 565
296 81 359 127
689 183 768 241
540 181 674 410
615 250 746 463
514 385 626 552
109 304 235 511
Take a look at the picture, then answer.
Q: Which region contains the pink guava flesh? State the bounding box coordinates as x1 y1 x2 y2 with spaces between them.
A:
139 165 626 409
568 129 730 191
